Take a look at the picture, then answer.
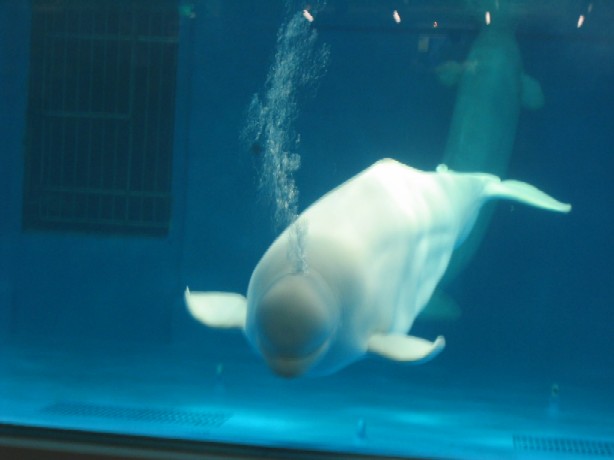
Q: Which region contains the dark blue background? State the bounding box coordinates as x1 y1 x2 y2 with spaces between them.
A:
0 1 612 386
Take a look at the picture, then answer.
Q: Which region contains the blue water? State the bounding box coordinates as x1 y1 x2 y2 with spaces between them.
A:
1 1 613 459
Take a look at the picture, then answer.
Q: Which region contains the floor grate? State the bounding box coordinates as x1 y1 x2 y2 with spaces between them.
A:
42 402 232 428
514 435 614 457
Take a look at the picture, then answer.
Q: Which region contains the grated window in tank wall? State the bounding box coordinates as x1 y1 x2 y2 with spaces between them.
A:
23 0 179 236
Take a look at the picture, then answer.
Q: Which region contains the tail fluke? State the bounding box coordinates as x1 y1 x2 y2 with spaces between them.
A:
485 179 571 213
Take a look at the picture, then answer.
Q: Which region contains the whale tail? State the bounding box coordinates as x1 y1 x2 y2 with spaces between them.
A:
485 178 571 213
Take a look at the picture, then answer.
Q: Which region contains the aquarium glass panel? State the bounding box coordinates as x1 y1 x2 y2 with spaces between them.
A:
0 1 613 459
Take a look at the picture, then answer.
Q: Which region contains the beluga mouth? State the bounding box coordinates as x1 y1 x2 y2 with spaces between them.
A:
263 338 331 378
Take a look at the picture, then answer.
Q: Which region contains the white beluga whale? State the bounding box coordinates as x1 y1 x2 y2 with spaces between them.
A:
185 159 570 378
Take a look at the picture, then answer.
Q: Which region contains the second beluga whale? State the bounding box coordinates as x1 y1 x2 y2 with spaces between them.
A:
185 159 570 378
421 4 545 320
434 2 545 287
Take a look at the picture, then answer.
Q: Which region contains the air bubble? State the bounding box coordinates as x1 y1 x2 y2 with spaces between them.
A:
243 4 329 273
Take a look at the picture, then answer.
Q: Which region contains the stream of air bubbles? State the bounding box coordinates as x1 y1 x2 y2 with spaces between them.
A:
243 4 329 273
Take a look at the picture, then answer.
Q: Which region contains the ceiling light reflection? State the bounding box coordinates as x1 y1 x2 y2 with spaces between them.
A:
577 14 585 28
303 9 314 23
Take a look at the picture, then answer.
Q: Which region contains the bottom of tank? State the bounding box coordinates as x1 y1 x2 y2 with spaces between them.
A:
0 342 612 460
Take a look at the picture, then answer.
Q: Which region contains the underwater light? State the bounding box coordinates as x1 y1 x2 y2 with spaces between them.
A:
577 15 585 28
393 10 401 24
485 11 491 25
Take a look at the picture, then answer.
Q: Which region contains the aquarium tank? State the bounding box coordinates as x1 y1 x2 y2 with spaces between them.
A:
0 0 612 459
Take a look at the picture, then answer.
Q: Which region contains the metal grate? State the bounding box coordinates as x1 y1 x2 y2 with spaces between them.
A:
42 402 232 428
514 435 614 457
23 0 179 236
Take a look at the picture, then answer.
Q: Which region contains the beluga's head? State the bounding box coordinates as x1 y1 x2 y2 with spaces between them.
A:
246 272 339 378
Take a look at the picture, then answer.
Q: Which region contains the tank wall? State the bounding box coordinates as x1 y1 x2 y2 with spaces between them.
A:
0 1 30 343
0 2 184 344
0 3 286 346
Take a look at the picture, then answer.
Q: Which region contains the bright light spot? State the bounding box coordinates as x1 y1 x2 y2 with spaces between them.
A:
303 9 314 22
577 14 585 28
393 10 401 23
433 21 438 28
485 11 491 25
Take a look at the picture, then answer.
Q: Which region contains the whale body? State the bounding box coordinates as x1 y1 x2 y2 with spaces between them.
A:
185 159 570 377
